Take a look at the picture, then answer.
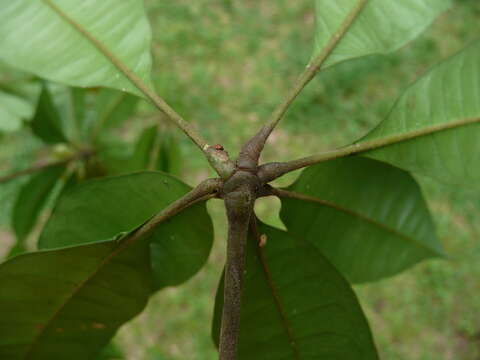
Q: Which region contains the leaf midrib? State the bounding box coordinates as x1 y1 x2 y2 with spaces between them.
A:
22 236 140 359
280 189 442 256
41 0 150 95
252 226 301 360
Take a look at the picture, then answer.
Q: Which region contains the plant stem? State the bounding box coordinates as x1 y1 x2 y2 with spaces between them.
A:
42 0 235 179
258 116 480 183
238 0 369 167
0 149 93 184
219 172 258 360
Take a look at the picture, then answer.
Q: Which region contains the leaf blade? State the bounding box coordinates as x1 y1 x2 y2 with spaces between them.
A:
31 86 69 144
314 0 451 68
11 165 65 256
0 234 152 360
280 157 443 283
0 0 153 97
212 223 378 359
362 41 480 187
39 172 214 290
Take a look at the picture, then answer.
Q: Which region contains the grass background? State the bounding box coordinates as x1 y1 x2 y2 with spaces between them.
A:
1 0 480 359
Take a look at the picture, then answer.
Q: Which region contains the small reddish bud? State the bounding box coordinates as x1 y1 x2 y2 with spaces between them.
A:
259 234 267 247
213 144 224 151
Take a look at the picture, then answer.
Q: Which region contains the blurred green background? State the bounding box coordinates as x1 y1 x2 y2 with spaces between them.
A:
1 0 480 359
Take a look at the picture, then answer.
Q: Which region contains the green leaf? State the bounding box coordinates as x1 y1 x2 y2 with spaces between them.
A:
0 91 33 133
97 127 182 176
212 223 378 359
0 232 152 360
95 89 139 131
10 165 65 256
362 41 480 187
0 0 153 97
39 172 213 290
157 133 183 176
31 86 68 144
128 125 160 172
314 0 450 68
96 342 124 360
280 157 443 283
127 126 183 175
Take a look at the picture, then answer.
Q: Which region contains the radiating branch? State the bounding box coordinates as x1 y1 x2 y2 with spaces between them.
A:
237 0 369 169
42 0 235 179
258 116 480 183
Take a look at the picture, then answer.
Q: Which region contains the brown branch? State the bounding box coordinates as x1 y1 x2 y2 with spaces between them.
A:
135 178 222 236
219 171 258 360
258 116 480 183
237 0 369 170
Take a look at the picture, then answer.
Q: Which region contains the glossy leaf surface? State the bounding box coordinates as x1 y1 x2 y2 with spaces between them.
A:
363 41 480 187
314 0 450 68
39 172 213 290
281 157 443 283
0 0 153 97
0 234 152 360
212 223 378 359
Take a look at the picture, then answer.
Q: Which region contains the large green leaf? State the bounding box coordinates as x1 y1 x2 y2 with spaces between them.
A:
39 172 213 290
0 232 151 360
212 223 378 359
10 165 66 257
314 0 450 68
0 0 153 97
31 86 68 144
362 41 480 187
280 157 443 283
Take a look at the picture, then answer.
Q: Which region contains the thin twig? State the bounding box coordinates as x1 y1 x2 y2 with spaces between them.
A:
237 0 369 169
0 150 93 184
258 116 480 183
